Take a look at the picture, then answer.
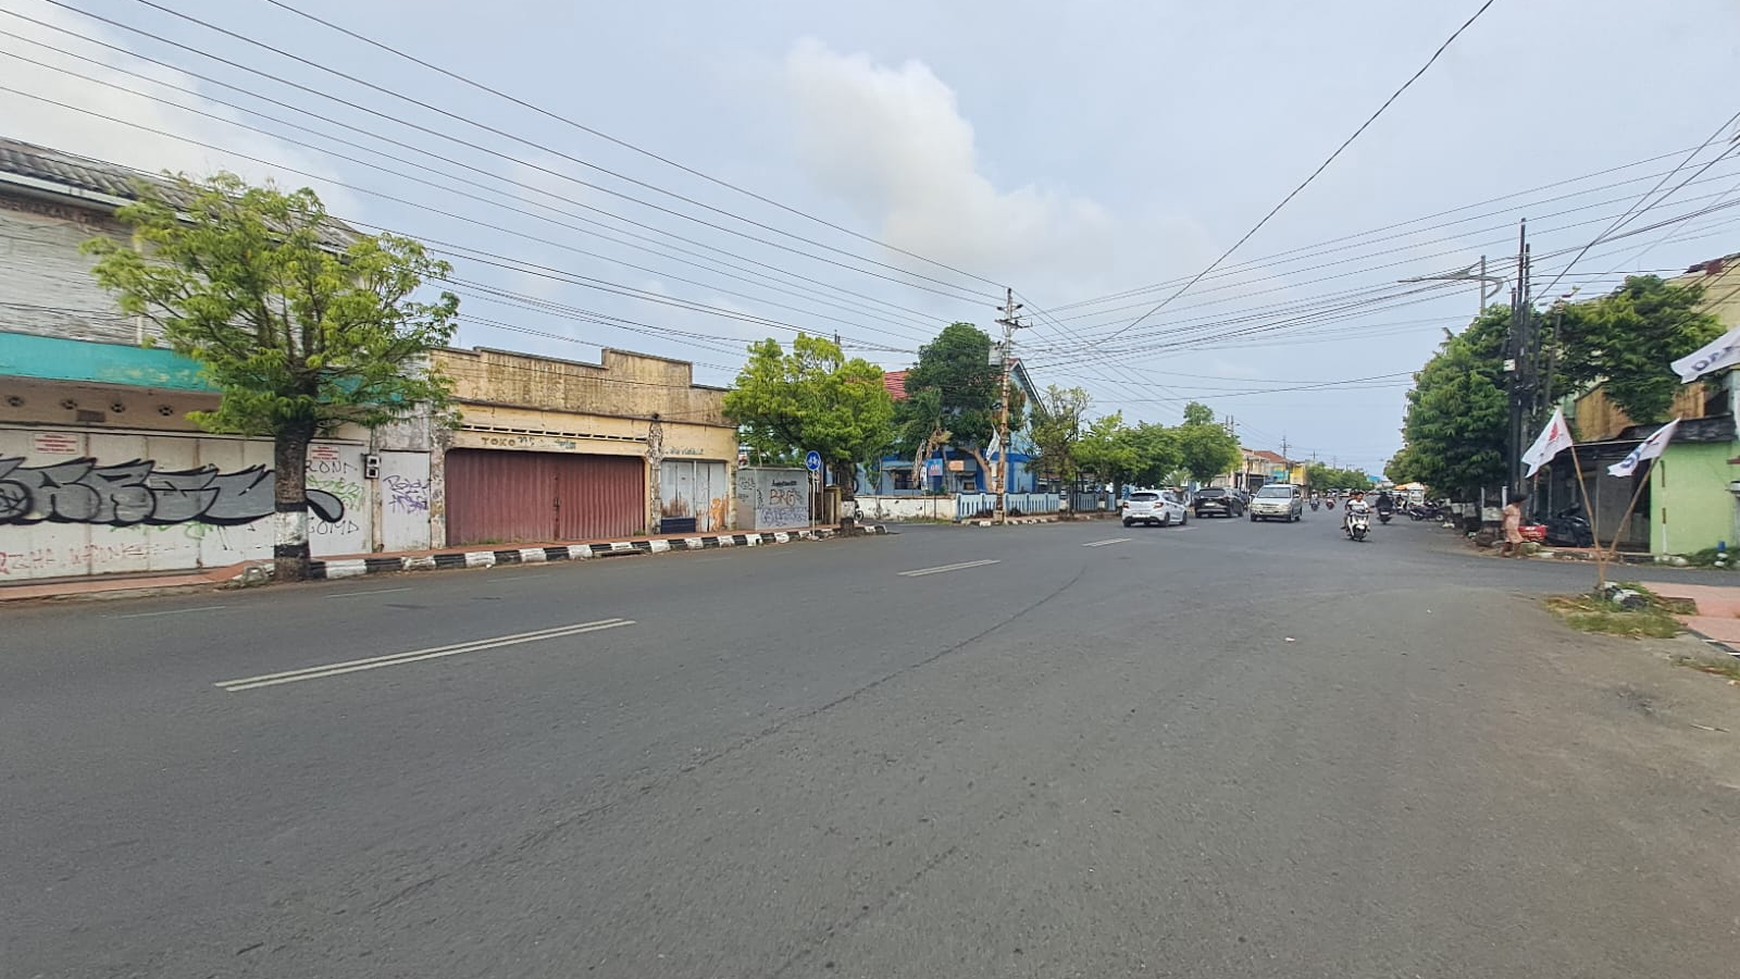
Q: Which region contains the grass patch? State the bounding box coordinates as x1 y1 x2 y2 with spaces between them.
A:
1674 654 1740 681
1547 590 1684 639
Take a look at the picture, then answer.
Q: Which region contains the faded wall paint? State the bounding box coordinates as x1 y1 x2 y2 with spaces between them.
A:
0 428 396 580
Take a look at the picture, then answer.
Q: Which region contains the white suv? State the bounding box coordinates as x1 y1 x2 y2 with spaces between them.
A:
1122 490 1189 527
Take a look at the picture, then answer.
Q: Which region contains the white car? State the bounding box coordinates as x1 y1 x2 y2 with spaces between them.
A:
1122 489 1189 528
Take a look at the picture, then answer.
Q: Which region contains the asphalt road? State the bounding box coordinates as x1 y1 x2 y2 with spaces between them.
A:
4 512 1738 978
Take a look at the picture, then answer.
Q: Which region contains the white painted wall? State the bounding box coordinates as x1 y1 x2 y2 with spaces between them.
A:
0 427 427 581
378 450 432 551
854 495 958 522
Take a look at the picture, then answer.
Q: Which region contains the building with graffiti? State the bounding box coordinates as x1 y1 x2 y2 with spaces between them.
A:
0 137 735 582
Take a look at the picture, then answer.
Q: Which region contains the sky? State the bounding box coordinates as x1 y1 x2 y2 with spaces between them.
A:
4 0 1739 472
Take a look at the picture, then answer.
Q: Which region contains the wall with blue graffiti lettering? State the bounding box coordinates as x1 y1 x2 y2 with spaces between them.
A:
0 428 382 580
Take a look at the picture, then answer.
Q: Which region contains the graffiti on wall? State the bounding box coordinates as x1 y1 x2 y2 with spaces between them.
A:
383 474 430 513
0 457 346 527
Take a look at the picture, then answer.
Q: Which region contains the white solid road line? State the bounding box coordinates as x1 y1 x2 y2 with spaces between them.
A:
113 605 228 619
324 587 414 599
1081 538 1132 547
898 559 1002 577
214 618 634 692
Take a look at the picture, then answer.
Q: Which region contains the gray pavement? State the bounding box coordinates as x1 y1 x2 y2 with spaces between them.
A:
4 514 1738 977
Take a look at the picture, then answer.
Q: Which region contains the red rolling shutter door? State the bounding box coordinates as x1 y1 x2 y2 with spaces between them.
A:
445 449 644 545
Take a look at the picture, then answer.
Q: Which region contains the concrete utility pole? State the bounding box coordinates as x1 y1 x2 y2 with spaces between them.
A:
993 288 1026 525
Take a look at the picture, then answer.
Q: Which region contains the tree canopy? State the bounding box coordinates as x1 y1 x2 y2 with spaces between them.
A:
85 172 458 580
1305 463 1373 492
724 334 896 494
1028 385 1091 486
1173 402 1242 484
1396 307 1510 498
1555 275 1724 423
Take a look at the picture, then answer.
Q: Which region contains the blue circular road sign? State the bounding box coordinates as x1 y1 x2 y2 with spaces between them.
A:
805 450 822 473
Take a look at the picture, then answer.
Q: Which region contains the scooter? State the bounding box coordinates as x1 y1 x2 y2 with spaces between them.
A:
1536 504 1594 548
1309 498 1321 511
1377 505 1394 525
1344 502 1371 542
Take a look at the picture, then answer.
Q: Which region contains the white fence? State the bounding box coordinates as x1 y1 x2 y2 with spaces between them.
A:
955 492 1060 520
853 495 957 522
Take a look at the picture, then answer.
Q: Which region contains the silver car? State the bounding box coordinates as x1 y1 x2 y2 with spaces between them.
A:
1248 483 1303 522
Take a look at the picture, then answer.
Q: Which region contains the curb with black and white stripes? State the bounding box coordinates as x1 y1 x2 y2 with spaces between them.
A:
963 515 1062 527
306 525 890 580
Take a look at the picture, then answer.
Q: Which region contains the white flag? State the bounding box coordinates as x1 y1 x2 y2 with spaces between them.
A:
1522 407 1575 478
1672 325 1740 383
1607 417 1680 478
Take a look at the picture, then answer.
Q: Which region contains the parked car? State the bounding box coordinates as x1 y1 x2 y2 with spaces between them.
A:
1248 483 1304 522
1123 489 1189 528
1192 486 1244 518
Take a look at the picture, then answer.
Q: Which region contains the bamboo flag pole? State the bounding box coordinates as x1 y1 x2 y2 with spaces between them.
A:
1566 442 1608 587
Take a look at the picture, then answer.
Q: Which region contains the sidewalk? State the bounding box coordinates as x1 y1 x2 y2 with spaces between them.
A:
0 523 890 603
1635 580 1740 648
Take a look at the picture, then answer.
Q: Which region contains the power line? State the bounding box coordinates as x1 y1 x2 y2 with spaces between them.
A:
78 0 1002 303
255 0 1008 292
1044 142 1710 315
1533 110 1740 300
1089 0 1502 347
0 24 962 331
0 82 925 357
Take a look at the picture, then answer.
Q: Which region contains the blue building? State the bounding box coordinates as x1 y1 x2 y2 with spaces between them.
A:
857 360 1043 496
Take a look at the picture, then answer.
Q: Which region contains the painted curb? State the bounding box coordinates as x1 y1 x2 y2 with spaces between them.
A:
303 525 888 581
964 515 1062 527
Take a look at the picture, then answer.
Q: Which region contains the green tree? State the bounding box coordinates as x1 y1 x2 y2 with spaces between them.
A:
1181 401 1216 427
1555 275 1724 423
1397 308 1511 498
1305 463 1372 492
84 173 458 581
724 334 896 497
1173 402 1242 485
901 322 1006 487
1121 421 1183 487
1029 385 1091 488
1072 413 1140 488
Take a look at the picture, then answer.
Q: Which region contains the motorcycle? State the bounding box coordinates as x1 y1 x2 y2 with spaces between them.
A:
1377 505 1394 525
1344 502 1371 542
1536 504 1594 548
1308 498 1321 511
1325 497 1336 510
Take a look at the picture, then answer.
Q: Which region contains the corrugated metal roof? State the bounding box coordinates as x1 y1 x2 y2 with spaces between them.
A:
0 137 358 246
0 137 178 201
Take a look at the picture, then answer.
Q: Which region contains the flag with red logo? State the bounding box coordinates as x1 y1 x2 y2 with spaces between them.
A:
1522 407 1575 478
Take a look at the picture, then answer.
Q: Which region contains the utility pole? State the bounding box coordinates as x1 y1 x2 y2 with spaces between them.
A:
1505 220 1533 497
993 288 1026 525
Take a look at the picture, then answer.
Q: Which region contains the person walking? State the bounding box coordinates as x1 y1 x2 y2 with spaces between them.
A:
1501 491 1528 557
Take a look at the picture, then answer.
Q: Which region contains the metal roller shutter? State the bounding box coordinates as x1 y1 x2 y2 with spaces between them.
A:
446 449 644 545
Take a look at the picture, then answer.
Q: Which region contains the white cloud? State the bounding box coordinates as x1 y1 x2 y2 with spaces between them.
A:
780 38 1208 305
0 0 356 210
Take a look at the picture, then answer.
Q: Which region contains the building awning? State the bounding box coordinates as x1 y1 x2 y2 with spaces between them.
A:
0 331 216 392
